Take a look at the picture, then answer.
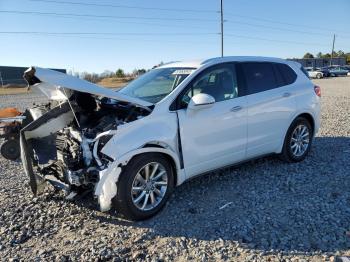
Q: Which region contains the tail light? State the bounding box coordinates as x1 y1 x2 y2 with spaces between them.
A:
314 85 321 97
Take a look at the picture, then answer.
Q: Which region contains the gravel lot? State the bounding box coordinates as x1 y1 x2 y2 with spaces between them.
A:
0 77 349 261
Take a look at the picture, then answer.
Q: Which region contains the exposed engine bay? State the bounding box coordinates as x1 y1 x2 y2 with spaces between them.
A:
21 91 151 198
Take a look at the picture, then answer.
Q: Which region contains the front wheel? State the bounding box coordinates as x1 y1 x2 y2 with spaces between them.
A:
316 73 322 79
112 153 174 220
280 117 313 162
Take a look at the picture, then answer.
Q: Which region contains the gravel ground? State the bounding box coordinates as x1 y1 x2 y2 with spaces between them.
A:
0 77 349 261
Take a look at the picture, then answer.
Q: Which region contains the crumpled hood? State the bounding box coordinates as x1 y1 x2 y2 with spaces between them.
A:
23 67 153 109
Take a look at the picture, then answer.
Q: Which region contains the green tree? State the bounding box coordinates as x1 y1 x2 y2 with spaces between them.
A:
345 53 350 64
316 52 323 58
115 68 125 78
137 69 146 75
337 50 345 57
303 52 314 59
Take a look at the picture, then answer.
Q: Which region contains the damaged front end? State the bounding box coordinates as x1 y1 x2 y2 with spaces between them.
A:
21 67 153 211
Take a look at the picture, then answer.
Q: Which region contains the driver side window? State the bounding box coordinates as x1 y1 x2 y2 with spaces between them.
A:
180 64 238 107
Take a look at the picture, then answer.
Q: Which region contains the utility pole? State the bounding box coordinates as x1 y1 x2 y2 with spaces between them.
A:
220 0 224 57
0 72 3 88
330 34 336 66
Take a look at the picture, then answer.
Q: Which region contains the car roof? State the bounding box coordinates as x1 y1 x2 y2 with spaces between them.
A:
158 56 293 69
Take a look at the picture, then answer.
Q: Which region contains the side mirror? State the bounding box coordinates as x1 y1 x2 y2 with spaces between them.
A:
187 93 215 111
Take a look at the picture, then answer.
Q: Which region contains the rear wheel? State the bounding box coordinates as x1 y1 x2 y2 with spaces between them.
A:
280 117 313 162
316 73 322 79
112 153 174 220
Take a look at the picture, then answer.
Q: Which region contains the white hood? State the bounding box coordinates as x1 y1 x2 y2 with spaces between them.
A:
24 67 153 109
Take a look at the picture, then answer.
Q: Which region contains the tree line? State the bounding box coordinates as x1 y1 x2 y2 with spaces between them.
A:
68 61 166 83
68 68 147 83
302 50 350 64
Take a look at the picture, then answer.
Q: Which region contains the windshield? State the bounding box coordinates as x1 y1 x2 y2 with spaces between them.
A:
119 67 195 103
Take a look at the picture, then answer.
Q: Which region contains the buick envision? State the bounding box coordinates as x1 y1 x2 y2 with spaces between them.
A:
22 56 320 220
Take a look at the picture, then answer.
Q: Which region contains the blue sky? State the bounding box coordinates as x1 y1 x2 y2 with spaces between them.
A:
0 0 349 73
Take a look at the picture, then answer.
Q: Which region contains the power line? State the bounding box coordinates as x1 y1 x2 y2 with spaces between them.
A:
29 0 218 13
0 32 220 45
226 20 344 38
225 12 350 35
0 10 218 22
225 33 329 47
0 10 213 30
2 9 348 39
68 19 213 30
0 31 335 47
0 31 217 36
26 0 350 36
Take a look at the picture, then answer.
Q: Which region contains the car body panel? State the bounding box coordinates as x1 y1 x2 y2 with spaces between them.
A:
245 84 297 157
178 96 248 178
100 110 180 166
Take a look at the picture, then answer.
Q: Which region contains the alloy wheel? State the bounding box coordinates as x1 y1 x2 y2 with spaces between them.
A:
290 124 310 157
131 162 168 211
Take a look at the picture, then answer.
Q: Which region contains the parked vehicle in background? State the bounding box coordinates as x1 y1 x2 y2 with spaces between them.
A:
341 65 350 72
316 67 330 77
305 67 323 79
22 56 321 220
327 66 348 76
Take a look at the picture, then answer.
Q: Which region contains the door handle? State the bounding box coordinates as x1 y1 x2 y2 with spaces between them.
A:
230 106 242 112
282 92 291 97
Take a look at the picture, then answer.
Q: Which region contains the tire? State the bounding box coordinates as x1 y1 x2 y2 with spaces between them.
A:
280 117 313 163
316 73 322 79
0 139 20 160
112 153 174 221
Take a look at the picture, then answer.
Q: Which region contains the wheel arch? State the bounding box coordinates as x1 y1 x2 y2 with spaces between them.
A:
278 111 316 154
296 112 315 134
119 144 185 187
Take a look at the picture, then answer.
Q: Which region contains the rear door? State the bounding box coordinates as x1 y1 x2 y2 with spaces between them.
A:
240 62 297 158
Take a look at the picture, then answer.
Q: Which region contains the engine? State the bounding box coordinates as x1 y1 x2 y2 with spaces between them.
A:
32 91 150 192
56 129 84 170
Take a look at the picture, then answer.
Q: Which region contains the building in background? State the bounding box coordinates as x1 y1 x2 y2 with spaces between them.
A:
0 66 66 87
288 57 346 68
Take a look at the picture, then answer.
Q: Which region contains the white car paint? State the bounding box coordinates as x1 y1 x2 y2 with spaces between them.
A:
97 57 320 210
178 95 247 176
25 56 321 212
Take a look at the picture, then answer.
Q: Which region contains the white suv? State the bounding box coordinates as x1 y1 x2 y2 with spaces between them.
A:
22 56 320 220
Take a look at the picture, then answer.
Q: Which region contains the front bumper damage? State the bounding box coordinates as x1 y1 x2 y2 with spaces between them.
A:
20 102 124 211
20 102 73 195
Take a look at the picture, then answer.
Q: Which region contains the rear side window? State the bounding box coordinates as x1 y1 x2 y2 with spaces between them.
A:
276 63 297 84
241 62 277 94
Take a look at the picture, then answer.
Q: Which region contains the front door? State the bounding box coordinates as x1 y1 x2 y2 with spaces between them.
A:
176 63 248 178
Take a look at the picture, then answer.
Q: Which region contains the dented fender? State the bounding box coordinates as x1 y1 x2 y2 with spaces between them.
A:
95 146 186 212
